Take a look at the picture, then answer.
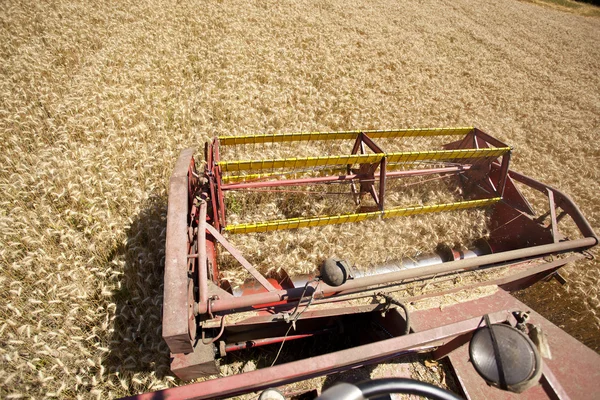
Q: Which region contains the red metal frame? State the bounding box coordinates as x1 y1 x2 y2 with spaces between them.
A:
137 310 514 400
131 289 600 399
160 129 598 395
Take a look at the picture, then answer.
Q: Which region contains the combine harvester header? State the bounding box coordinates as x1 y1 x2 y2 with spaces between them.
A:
132 127 599 399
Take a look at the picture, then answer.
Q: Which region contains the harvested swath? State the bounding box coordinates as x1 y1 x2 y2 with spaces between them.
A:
1 0 599 398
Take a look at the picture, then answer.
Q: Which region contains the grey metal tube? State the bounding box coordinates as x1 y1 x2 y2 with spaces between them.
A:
232 252 448 297
210 237 597 312
359 253 446 277
231 243 490 297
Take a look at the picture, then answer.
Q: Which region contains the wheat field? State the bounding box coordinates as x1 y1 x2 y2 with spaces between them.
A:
1 0 599 398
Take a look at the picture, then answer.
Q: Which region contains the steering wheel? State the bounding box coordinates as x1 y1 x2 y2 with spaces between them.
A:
317 378 463 400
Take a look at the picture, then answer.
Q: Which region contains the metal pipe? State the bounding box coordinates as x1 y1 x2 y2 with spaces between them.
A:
197 201 209 314
324 237 596 297
233 251 449 297
360 253 446 276
209 237 597 313
232 244 478 297
221 165 471 190
206 224 277 292
310 255 580 308
224 329 334 353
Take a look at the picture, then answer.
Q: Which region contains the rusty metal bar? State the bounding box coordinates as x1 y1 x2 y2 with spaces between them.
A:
350 132 364 156
208 237 597 312
206 224 277 292
197 201 209 314
223 328 335 353
379 157 386 211
206 143 220 231
221 165 471 190
473 128 510 149
497 150 511 198
213 138 227 228
127 311 509 400
360 132 385 153
224 333 314 353
548 189 559 244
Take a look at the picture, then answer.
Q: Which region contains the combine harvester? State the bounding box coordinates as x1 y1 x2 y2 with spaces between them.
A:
134 127 599 399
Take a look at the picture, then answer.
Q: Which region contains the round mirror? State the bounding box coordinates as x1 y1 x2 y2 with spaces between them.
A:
469 323 541 392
